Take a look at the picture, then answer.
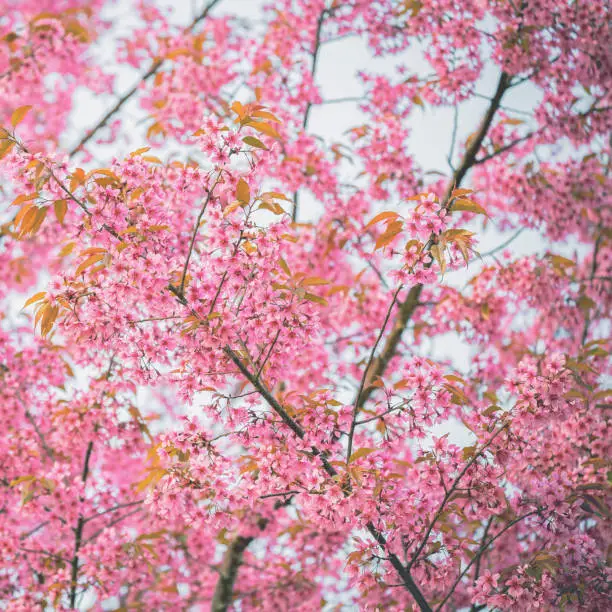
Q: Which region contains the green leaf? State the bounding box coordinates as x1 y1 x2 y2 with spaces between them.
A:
303 292 328 306
243 135 268 150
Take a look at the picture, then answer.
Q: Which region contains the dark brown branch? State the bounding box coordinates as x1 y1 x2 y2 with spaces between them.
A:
19 547 72 564
210 497 293 611
176 171 223 297
469 517 493 612
25 410 55 460
366 523 433 612
84 508 144 546
172 72 514 607
355 71 512 411
581 231 603 345
473 130 539 165
355 402 408 425
221 345 432 611
211 535 254 612
83 500 144 524
69 441 93 609
302 10 327 132
224 346 306 440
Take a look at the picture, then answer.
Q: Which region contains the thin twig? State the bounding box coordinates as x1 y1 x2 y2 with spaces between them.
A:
435 511 538 611
355 403 408 425
447 105 459 171
25 411 55 460
473 130 539 165
176 171 223 297
407 424 508 570
581 231 603 345
347 285 403 461
293 9 327 222
480 228 524 258
68 0 223 157
19 547 72 564
84 508 144 545
83 500 144 524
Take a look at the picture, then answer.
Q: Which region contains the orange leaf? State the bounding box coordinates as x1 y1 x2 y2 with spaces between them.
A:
236 178 250 203
278 258 291 277
11 193 38 207
23 292 46 309
430 244 446 275
374 220 403 250
245 120 281 140
11 105 32 128
452 198 488 216
130 146 151 157
451 188 474 198
75 253 106 276
303 292 328 306
0 139 16 160
349 448 377 463
40 304 59 337
54 199 67 224
365 211 400 229
250 109 281 123
301 277 329 287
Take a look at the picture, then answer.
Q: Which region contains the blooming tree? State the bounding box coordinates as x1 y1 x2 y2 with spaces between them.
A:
0 0 610 610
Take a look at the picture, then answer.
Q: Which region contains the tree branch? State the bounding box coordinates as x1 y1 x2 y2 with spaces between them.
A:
221 345 432 611
177 72 513 611
211 535 254 612
67 0 223 157
69 441 93 609
355 71 512 411
435 511 538 611
581 231 603 345
473 130 539 166
293 9 327 222
407 425 508 570
175 171 223 297
347 284 403 461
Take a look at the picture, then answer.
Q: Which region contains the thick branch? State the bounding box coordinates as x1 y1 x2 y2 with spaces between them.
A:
221 346 432 611
69 441 93 609
211 535 253 612
356 71 512 410
184 71 513 612
224 346 306 440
